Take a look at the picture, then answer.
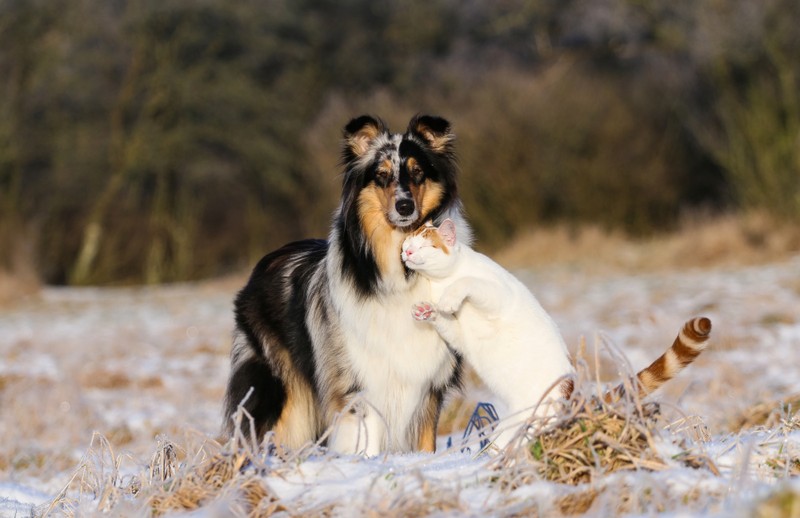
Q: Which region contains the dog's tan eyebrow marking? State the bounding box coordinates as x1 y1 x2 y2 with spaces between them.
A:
378 159 392 173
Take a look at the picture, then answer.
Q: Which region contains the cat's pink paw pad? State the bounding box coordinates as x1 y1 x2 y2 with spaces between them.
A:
412 302 436 321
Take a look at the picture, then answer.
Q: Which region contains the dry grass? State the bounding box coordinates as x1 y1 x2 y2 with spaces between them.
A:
489 344 720 490
144 443 285 516
495 212 800 273
0 228 41 306
0 269 40 307
33 336 800 518
508 398 668 486
43 430 285 517
5 224 800 516
475 342 744 516
752 487 800 518
732 394 800 432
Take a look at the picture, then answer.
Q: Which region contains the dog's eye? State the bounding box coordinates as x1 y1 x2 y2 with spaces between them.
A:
375 169 391 186
374 159 393 186
409 164 424 183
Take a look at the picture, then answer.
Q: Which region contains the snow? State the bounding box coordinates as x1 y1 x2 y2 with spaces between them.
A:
2 258 800 515
0 483 50 516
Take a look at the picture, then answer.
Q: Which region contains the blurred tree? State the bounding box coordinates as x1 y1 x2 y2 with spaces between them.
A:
0 0 794 284
71 1 328 283
0 0 65 272
689 0 800 221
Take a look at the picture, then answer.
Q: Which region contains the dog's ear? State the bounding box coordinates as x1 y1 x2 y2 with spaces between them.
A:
343 115 386 160
408 115 454 154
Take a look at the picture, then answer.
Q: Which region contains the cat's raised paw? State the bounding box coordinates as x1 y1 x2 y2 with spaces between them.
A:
437 296 463 315
412 302 436 321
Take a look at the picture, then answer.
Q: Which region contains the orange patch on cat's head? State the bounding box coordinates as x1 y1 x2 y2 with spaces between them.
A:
413 224 450 254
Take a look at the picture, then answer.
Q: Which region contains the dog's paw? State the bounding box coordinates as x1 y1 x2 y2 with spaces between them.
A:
412 302 436 321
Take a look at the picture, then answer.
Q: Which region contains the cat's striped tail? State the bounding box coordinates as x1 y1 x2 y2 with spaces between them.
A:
607 316 712 402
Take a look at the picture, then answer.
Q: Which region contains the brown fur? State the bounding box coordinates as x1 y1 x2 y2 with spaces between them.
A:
606 317 712 402
224 114 465 454
556 318 712 403
560 378 575 399
357 185 396 276
417 422 437 453
410 223 452 254
414 390 443 453
271 377 320 449
417 181 446 227
357 177 448 279
347 122 383 157
411 119 454 153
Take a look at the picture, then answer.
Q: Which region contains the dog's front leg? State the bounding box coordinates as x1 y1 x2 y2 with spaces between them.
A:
328 396 386 456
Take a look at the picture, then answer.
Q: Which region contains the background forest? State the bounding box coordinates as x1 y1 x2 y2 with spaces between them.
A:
1 0 798 285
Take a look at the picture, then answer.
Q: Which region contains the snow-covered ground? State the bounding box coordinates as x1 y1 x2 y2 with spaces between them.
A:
1 257 799 516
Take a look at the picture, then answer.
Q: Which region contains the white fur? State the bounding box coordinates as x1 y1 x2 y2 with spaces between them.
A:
402 221 574 448
323 213 465 455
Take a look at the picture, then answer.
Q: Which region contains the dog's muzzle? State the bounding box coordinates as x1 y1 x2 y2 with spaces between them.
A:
395 199 415 217
390 193 418 228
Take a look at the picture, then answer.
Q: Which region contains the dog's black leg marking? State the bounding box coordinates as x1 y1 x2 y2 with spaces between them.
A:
225 355 287 441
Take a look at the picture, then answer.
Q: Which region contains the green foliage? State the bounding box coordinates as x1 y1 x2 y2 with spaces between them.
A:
692 0 800 222
0 0 796 284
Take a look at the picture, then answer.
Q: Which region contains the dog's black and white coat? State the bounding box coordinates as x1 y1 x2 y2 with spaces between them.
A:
224 115 472 454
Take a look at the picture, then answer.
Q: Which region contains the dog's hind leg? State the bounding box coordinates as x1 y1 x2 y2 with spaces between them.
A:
271 377 320 450
223 341 287 443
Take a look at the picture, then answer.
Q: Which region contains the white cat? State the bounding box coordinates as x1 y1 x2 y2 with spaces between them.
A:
400 219 575 448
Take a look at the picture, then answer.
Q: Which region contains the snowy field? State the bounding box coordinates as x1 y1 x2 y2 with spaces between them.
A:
1 255 800 516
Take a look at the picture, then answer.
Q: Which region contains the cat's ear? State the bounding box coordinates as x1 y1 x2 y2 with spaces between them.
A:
438 219 457 247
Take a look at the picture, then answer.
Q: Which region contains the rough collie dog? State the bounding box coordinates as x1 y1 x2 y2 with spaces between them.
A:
223 115 471 455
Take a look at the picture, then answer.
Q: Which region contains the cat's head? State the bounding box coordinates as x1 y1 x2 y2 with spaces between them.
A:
401 218 459 277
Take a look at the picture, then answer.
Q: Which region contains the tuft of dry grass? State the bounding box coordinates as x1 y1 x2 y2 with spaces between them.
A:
78 367 165 390
752 487 800 518
145 445 284 516
522 397 666 485
495 212 800 273
32 327 799 517
732 394 800 432
0 228 41 306
491 391 673 488
42 430 290 517
490 340 720 489
0 270 40 307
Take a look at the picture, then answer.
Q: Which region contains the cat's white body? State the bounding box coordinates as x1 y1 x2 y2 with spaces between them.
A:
401 221 574 448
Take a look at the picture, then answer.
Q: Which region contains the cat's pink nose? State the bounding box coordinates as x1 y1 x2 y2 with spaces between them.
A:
405 249 413 256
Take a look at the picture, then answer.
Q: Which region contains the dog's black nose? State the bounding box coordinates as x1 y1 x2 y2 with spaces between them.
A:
395 199 415 217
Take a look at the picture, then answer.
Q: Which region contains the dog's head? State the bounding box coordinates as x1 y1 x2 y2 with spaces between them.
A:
341 115 458 232
336 114 462 296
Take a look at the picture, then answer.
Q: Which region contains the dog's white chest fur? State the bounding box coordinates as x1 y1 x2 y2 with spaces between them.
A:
327 231 454 453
